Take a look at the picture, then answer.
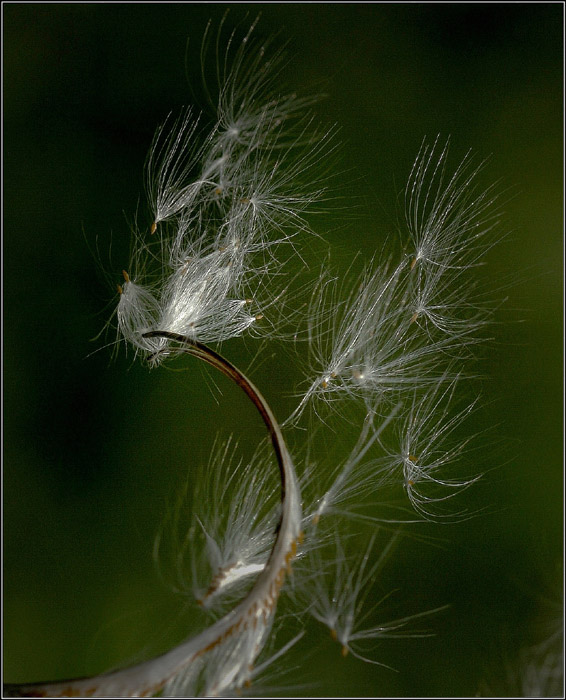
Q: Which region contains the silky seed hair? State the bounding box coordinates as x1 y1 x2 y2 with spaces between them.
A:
7 17 506 699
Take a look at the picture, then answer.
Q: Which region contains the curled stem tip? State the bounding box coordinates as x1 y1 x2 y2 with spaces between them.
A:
7 331 301 698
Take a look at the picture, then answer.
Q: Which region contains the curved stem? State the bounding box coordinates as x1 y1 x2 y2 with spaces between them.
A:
145 331 289 501
6 332 302 698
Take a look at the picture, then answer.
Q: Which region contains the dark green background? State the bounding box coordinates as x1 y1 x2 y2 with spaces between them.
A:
4 3 562 696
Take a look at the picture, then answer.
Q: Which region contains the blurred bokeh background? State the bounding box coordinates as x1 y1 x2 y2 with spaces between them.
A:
4 3 562 696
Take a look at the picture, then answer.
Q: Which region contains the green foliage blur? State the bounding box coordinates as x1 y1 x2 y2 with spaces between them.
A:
4 3 562 696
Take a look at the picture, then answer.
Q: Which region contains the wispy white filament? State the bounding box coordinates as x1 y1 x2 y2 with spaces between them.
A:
8 16 506 700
